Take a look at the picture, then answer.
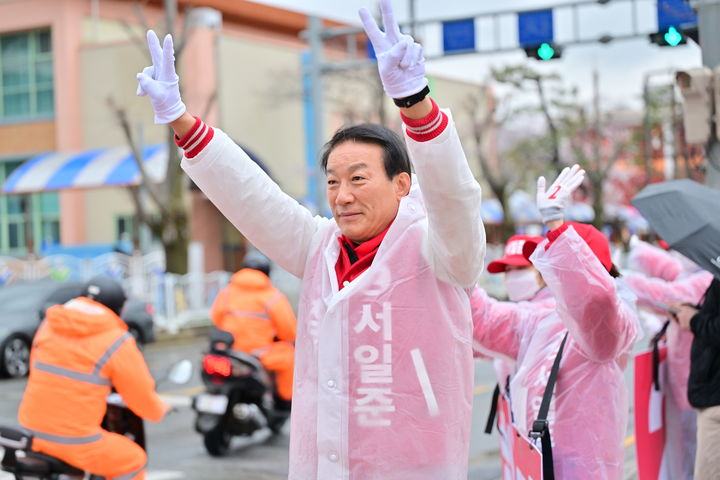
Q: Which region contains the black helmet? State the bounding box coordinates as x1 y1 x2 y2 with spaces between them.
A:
243 250 271 276
81 275 127 315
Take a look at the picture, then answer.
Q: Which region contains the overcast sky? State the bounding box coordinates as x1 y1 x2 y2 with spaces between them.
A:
252 0 703 110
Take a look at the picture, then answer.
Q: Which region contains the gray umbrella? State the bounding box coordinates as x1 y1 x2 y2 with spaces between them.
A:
632 178 720 280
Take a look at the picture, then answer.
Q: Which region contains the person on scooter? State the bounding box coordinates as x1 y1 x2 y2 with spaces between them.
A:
17 275 171 480
210 249 297 408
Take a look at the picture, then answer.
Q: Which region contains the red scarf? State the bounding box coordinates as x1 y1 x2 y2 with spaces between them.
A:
335 224 391 290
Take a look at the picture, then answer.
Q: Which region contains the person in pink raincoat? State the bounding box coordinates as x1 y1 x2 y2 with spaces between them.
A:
479 235 555 385
625 239 713 480
626 237 683 283
472 165 639 480
135 1 485 478
474 234 556 477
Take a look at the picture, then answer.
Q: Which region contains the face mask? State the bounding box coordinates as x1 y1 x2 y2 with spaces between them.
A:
505 268 542 302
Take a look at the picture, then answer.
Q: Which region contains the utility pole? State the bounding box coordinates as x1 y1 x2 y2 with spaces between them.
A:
593 68 601 167
692 0 720 187
305 16 326 214
409 0 416 37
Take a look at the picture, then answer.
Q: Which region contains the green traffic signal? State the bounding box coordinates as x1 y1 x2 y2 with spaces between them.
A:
537 43 556 60
664 26 683 47
523 42 562 60
649 26 692 47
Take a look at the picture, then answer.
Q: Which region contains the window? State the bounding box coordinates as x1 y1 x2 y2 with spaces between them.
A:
0 160 60 254
0 29 53 121
116 215 133 240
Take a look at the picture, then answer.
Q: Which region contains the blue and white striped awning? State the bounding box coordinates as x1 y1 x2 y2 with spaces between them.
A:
3 144 168 194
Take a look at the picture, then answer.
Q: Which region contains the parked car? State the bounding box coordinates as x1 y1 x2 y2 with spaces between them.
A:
0 280 155 379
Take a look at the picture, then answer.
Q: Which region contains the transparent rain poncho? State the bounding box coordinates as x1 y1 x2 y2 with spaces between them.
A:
472 226 638 480
182 114 485 479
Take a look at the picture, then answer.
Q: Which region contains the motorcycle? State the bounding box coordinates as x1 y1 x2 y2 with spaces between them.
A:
0 359 193 479
192 328 290 456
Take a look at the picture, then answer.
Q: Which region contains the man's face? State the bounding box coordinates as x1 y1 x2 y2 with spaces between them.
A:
326 141 410 244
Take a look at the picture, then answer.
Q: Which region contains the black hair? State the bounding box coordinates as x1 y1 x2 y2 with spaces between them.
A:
320 124 412 180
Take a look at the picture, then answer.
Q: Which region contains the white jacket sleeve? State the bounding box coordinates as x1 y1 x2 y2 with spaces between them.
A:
181 129 329 278
406 110 485 288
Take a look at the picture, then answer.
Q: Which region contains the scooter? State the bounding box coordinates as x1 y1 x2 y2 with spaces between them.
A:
192 328 290 457
0 359 193 479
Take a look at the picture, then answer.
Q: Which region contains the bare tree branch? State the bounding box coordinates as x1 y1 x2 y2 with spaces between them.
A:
133 2 151 32
106 96 169 216
118 18 150 58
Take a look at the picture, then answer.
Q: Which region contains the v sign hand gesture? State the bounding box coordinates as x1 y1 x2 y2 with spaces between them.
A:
359 0 428 99
136 30 186 125
536 164 586 224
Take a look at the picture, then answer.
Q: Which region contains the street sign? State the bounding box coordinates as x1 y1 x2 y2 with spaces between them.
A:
657 0 697 30
367 38 376 59
518 9 554 46
442 18 476 54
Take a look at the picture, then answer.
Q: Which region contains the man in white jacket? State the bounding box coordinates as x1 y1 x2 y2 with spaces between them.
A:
136 1 485 477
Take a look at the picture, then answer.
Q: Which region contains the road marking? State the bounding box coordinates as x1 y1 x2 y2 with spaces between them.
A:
148 471 185 479
474 384 492 395
159 393 194 408
1 470 184 479
161 385 205 396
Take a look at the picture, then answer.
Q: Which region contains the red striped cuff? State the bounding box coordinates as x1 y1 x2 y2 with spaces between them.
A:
174 116 215 159
544 222 570 250
400 98 448 142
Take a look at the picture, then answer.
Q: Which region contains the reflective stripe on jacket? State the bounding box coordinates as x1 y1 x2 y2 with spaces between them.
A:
19 298 166 442
210 268 296 353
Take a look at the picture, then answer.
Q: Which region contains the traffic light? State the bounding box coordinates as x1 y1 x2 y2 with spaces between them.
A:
714 67 720 139
649 25 698 47
675 67 713 144
523 42 563 61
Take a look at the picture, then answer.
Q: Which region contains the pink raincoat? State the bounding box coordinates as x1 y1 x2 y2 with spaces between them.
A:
625 243 712 480
182 112 485 479
625 242 713 409
473 288 556 385
472 226 638 480
627 240 682 282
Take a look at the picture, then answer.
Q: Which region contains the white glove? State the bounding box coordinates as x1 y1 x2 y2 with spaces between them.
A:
536 164 585 223
136 30 186 125
358 0 428 99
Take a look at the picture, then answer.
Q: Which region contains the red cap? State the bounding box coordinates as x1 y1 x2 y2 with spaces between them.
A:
526 222 612 272
488 235 544 274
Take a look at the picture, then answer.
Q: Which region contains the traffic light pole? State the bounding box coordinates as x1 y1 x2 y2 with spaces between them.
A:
301 0 709 198
693 0 720 187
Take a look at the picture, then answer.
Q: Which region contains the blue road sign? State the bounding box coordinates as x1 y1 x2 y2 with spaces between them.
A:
657 0 697 30
518 9 554 46
367 38 376 59
442 18 476 53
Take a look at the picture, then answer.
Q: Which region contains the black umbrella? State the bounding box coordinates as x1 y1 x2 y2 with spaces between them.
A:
632 179 720 280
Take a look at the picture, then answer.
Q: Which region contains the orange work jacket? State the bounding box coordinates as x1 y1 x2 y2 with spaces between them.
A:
18 297 166 444
210 269 297 353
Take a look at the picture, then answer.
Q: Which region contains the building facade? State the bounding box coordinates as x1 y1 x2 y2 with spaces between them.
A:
0 0 489 272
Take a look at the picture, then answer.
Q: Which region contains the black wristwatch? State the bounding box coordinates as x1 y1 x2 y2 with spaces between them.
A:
393 85 430 109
